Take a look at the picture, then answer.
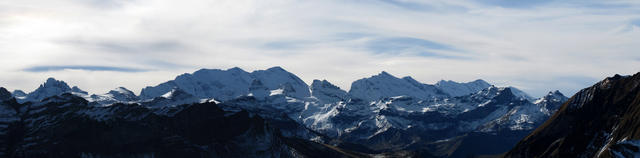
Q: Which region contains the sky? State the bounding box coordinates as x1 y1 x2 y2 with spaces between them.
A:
0 0 639 97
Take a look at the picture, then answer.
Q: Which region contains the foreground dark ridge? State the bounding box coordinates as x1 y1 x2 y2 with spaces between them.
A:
505 72 640 158
0 95 368 158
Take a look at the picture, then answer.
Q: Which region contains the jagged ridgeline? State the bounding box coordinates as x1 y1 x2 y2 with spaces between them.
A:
1 67 570 157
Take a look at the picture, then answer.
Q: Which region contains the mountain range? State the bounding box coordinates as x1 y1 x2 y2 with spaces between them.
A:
2 66 634 158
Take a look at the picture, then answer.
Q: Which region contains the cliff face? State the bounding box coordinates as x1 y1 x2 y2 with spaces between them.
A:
505 73 640 158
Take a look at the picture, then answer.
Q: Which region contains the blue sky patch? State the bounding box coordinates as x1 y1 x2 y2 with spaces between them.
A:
632 19 640 27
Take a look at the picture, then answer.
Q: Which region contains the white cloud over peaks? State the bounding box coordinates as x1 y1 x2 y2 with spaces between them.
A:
0 0 639 97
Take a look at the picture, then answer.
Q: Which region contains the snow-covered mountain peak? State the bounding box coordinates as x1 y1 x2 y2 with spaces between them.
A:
139 66 309 103
358 71 401 82
110 87 135 95
43 77 71 90
140 67 253 101
534 90 568 115
250 66 310 99
492 87 517 101
107 87 138 101
349 71 443 101
191 67 250 78
85 87 139 106
467 86 526 104
366 71 402 82
435 79 492 97
310 79 348 103
26 78 81 101
543 90 566 101
436 79 491 86
187 68 253 86
473 85 500 96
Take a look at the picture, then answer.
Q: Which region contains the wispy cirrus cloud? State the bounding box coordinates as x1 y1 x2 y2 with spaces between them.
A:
366 37 469 59
0 0 639 96
476 0 556 8
24 65 148 72
57 38 186 54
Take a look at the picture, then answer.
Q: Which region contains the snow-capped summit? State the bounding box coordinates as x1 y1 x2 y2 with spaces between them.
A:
0 87 11 101
467 85 500 100
250 66 311 99
349 71 442 101
310 79 348 103
435 79 491 97
491 87 519 102
535 90 568 115
402 76 445 96
86 87 139 106
534 90 566 104
26 78 86 102
468 85 532 101
108 87 138 101
94 87 137 100
543 90 566 102
140 66 310 102
140 67 253 101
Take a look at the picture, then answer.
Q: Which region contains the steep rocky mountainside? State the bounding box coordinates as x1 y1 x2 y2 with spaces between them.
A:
505 73 640 158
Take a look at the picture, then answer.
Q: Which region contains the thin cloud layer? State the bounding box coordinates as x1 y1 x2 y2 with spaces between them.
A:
0 0 639 96
24 66 148 72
